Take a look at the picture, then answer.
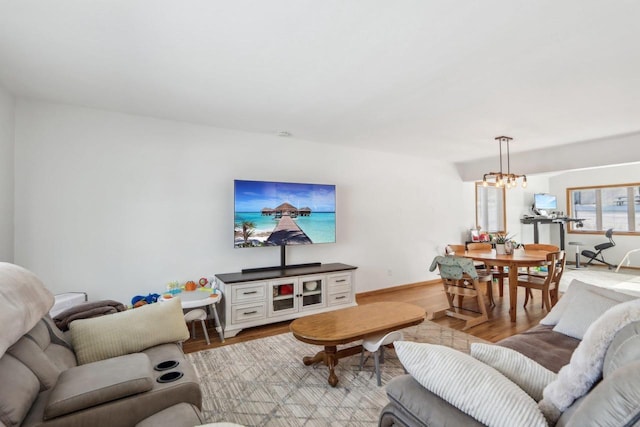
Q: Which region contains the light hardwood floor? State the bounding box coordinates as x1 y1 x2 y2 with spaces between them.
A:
182 279 548 354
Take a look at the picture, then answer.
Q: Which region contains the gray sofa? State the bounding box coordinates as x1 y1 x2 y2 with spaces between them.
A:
380 281 640 427
0 262 204 427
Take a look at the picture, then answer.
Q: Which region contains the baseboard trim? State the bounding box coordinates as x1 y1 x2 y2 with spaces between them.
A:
356 279 441 299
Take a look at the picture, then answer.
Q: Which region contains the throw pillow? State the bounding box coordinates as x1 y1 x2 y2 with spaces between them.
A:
540 279 636 326
70 298 189 364
394 341 547 427
470 343 556 402
539 298 640 425
552 288 620 340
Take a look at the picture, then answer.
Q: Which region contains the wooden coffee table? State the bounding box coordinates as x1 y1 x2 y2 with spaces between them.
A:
290 302 425 387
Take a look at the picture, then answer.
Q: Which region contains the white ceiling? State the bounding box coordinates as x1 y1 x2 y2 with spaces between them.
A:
1 0 640 163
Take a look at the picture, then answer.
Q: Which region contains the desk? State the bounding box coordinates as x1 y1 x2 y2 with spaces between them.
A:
160 290 224 342
520 217 585 250
463 250 550 322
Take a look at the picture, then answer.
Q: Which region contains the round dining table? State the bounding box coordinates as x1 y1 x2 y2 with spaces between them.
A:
463 249 551 322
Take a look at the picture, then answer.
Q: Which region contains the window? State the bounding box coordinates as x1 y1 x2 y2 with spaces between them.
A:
567 183 640 234
476 182 506 233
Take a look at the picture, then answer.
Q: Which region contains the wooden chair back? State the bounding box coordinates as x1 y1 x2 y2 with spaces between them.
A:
467 242 492 251
518 250 565 311
445 244 466 255
523 243 560 252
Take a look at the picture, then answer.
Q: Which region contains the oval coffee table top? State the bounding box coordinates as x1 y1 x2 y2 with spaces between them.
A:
290 301 425 346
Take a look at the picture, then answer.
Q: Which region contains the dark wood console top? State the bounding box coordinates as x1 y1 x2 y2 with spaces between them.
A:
215 263 357 284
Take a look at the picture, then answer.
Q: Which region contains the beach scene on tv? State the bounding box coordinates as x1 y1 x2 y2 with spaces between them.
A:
234 180 336 247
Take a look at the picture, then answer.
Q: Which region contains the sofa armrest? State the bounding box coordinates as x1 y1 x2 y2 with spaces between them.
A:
44 353 154 420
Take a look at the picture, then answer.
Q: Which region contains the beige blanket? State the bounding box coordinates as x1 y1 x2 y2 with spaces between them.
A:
0 262 54 357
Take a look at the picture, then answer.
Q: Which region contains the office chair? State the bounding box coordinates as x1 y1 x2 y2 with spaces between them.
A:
581 228 616 268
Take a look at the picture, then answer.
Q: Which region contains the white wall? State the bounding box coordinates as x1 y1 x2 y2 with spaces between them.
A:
0 85 14 262
550 163 640 268
14 100 467 303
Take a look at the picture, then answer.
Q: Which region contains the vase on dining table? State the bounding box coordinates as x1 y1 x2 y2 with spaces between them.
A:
495 243 507 255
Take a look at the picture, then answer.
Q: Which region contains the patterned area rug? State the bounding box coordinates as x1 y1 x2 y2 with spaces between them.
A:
186 320 488 426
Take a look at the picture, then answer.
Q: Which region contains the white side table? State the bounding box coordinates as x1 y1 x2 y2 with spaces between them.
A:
568 241 586 269
160 290 224 343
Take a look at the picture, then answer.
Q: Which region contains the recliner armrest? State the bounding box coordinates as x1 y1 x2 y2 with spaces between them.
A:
44 353 154 420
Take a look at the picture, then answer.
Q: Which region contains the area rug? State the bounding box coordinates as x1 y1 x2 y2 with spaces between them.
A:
560 268 640 296
186 320 488 426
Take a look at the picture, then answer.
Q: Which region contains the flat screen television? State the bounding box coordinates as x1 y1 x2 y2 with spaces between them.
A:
534 193 557 211
234 179 336 271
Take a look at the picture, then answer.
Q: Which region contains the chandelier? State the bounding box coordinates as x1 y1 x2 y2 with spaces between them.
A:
482 136 527 189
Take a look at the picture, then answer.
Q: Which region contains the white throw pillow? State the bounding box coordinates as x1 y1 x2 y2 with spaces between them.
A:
70 298 189 364
470 343 556 402
394 341 547 427
552 288 620 340
541 279 636 326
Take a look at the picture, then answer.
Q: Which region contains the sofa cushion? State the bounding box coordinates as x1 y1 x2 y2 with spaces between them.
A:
470 343 556 402
559 361 640 427
496 324 579 373
0 354 40 427
395 341 547 427
70 297 189 364
552 286 621 340
134 403 204 427
541 279 636 327
539 298 640 425
44 353 154 420
0 262 55 357
603 320 640 376
383 375 484 427
7 336 62 391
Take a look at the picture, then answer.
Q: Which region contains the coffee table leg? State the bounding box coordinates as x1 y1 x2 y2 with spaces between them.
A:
325 346 339 387
301 346 340 387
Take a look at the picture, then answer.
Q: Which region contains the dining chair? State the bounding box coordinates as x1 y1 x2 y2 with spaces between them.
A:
466 242 506 299
523 243 560 276
517 251 566 311
445 244 466 255
359 330 404 386
466 242 492 251
429 256 491 330
445 244 495 306
522 243 560 252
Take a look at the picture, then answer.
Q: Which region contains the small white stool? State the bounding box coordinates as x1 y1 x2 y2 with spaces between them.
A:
184 308 210 345
568 241 586 269
359 330 403 386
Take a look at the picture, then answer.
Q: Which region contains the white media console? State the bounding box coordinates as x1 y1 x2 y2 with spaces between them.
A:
214 263 357 338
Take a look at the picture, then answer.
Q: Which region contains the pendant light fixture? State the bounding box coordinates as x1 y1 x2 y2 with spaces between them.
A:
482 136 527 189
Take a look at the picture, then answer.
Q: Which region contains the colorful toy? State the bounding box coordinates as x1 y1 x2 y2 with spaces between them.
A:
185 280 197 291
199 277 208 287
131 293 160 308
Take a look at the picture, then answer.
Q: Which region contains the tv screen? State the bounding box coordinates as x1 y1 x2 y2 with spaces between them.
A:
234 180 336 248
534 193 557 210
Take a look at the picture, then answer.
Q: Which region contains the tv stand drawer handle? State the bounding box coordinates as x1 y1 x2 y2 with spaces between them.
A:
335 296 346 300
243 310 258 315
335 279 346 283
243 291 258 295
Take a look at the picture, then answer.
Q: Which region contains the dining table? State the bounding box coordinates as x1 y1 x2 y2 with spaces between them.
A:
463 249 551 322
